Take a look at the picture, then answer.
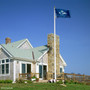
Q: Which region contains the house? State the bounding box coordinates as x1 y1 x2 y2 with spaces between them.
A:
0 33 67 82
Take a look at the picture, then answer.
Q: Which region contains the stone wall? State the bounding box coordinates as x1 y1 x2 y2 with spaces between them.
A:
47 33 60 75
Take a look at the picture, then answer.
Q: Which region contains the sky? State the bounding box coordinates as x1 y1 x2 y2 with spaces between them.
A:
0 0 90 75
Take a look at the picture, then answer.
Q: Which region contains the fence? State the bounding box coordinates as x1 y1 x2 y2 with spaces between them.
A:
47 73 90 82
19 73 39 80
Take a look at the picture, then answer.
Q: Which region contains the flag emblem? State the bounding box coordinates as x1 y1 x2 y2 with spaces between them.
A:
55 9 71 18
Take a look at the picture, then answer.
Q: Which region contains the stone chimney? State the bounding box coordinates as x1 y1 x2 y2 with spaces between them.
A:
47 33 60 75
5 37 11 44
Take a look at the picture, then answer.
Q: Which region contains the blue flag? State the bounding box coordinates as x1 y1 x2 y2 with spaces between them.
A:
55 9 71 18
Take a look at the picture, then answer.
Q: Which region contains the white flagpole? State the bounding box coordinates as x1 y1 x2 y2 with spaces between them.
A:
54 7 56 80
42 58 43 80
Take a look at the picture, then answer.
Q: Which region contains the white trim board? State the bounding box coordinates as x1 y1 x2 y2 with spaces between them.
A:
19 61 32 74
59 54 67 66
37 50 49 61
0 45 13 57
13 60 16 82
0 59 10 76
17 39 33 48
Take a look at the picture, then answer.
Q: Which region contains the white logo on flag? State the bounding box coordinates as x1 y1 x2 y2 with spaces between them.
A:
59 10 67 15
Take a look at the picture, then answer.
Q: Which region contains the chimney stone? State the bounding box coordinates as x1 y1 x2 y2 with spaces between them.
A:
47 33 60 79
5 37 11 44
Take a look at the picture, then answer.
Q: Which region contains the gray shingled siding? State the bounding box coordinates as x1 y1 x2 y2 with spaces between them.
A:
0 48 14 81
0 60 14 81
19 41 31 49
0 49 10 59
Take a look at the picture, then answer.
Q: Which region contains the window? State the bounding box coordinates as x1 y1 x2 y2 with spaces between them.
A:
22 64 26 73
0 65 1 74
2 60 5 63
6 64 9 74
39 65 42 78
60 67 63 73
0 59 10 75
6 59 9 63
2 65 4 74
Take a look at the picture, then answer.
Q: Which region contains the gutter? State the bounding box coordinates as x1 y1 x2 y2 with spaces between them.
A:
10 57 40 63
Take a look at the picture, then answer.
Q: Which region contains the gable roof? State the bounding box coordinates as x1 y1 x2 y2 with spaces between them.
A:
59 54 67 66
1 39 49 61
0 38 66 66
17 39 33 48
2 39 33 49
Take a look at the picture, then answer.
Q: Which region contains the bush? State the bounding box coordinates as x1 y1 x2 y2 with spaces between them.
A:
78 82 86 85
16 79 24 83
64 80 70 84
5 80 12 83
0 80 12 83
56 80 63 84
86 82 90 85
27 80 32 83
64 80 75 84
69 80 74 84
64 80 87 85
32 76 36 79
36 78 39 82
74 81 79 84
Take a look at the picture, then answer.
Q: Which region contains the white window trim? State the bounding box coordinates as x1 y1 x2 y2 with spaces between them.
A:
21 63 27 73
60 66 64 73
13 60 16 82
0 46 12 57
37 50 48 61
38 63 48 80
19 61 32 74
0 58 10 76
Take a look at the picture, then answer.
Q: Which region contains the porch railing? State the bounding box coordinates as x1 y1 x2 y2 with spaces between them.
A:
19 73 39 80
47 72 64 80
47 73 90 82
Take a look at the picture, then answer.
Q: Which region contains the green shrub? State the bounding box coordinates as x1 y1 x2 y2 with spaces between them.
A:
86 82 90 85
32 76 36 79
4 80 12 83
64 80 75 84
0 80 12 83
56 80 63 84
70 80 74 84
27 80 32 83
78 82 86 85
36 78 39 81
16 79 24 83
0 80 4 83
64 80 87 85
64 80 70 84
74 81 79 84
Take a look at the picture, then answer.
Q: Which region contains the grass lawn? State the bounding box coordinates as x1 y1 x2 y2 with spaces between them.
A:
0 83 90 90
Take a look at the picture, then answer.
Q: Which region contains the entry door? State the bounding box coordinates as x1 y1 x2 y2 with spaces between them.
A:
39 65 47 80
43 65 47 79
22 64 26 73
27 64 31 73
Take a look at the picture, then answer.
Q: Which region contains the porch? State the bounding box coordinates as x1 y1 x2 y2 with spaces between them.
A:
18 73 90 83
18 72 64 80
19 73 39 80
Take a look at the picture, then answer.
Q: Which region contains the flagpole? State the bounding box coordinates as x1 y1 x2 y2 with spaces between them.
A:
54 6 56 80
